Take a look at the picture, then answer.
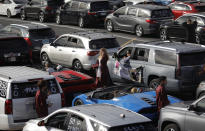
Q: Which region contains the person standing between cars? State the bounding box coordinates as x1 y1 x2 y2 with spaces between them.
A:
183 19 197 43
156 76 170 112
93 48 113 88
45 62 55 74
35 80 52 118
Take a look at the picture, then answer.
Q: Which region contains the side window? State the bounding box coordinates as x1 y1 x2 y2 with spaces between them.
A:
0 80 8 98
10 27 22 36
173 4 190 11
132 48 149 62
46 112 68 130
127 8 137 16
115 7 127 15
138 9 149 17
196 98 205 112
79 2 88 10
70 1 79 9
155 50 177 66
67 37 78 48
118 47 133 58
77 39 85 49
54 36 68 46
64 114 87 131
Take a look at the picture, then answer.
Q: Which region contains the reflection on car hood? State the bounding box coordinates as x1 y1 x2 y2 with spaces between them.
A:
165 101 193 111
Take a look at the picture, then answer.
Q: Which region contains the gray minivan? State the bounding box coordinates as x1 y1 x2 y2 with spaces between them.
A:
108 41 205 97
105 4 173 37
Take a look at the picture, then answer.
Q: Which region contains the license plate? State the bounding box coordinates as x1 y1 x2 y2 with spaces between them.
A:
42 39 49 44
100 12 106 16
9 57 16 62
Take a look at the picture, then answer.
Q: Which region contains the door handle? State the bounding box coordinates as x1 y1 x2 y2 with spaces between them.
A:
72 50 76 52
58 49 62 51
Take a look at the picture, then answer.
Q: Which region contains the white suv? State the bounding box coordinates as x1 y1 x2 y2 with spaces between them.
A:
0 66 64 130
0 0 27 17
41 31 120 72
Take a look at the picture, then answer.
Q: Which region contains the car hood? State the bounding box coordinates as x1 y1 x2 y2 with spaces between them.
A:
164 101 193 111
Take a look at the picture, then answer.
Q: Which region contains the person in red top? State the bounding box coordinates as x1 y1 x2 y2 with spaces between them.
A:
35 80 51 118
156 76 170 113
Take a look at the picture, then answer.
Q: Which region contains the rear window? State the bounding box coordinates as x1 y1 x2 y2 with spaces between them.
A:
195 6 205 12
151 9 173 18
109 122 154 131
11 79 59 99
89 38 120 49
90 1 110 11
180 52 205 66
0 80 8 98
155 50 177 66
29 28 55 39
13 0 27 4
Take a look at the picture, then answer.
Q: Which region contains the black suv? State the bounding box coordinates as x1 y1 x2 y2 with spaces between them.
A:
20 0 64 22
160 12 205 44
0 33 31 65
56 0 113 27
0 23 56 61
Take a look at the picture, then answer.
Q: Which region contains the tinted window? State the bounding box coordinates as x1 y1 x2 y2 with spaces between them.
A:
127 8 137 16
151 9 173 18
29 28 55 39
79 2 88 9
118 47 133 58
67 37 84 48
0 80 8 98
89 38 119 49
155 50 177 66
71 1 79 9
55 37 67 46
11 79 59 99
132 48 149 61
180 52 205 66
195 5 205 12
115 6 126 15
90 1 110 11
13 0 27 4
138 9 150 17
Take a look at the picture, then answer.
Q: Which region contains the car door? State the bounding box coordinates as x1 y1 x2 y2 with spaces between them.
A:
60 2 71 23
0 0 4 14
25 0 41 17
112 6 128 30
122 7 137 31
49 36 68 64
68 1 80 24
2 0 11 15
185 98 205 131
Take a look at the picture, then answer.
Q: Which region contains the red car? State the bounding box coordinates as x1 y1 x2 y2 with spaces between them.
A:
169 1 205 19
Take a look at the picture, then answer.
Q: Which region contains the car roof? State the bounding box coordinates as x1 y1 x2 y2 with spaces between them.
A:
10 22 49 30
67 104 150 127
131 41 205 53
129 4 170 10
73 0 108 2
0 66 53 81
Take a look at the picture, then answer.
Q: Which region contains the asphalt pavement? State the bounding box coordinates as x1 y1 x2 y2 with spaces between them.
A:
0 15 159 46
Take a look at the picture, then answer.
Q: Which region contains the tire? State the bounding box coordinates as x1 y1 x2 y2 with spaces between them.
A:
149 78 160 89
39 12 46 23
20 10 26 20
196 33 202 44
78 17 85 28
73 60 83 72
163 124 179 131
135 25 144 37
7 9 12 18
199 92 205 98
56 14 62 25
74 99 84 106
106 20 114 32
160 28 167 41
41 53 50 66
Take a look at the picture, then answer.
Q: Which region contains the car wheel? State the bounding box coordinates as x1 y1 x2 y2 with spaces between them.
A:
39 12 46 23
41 53 50 66
7 9 12 18
135 25 144 37
78 17 85 28
73 60 83 72
199 92 205 98
196 33 201 44
20 10 26 20
163 124 179 131
160 28 167 41
149 78 160 89
74 99 84 106
56 14 62 25
106 20 114 32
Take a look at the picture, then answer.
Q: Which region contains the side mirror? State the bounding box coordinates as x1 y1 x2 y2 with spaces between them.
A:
50 42 56 47
112 52 118 58
188 104 196 111
38 120 45 126
113 13 119 17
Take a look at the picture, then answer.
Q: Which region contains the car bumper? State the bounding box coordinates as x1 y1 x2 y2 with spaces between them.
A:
0 115 25 130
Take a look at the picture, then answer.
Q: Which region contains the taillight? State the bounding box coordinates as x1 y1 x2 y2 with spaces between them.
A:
146 19 157 24
5 99 12 114
24 37 32 59
87 51 99 56
61 93 65 107
45 6 52 11
88 11 96 15
175 55 181 79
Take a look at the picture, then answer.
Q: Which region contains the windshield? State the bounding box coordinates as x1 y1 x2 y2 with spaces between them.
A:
180 52 205 66
89 38 119 49
195 5 205 12
29 28 55 39
11 79 59 99
151 9 173 18
13 0 27 4
90 1 110 11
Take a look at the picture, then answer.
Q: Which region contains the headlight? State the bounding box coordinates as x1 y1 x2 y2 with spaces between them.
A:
91 120 108 131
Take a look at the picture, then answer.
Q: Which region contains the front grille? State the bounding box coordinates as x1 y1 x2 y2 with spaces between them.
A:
141 97 156 106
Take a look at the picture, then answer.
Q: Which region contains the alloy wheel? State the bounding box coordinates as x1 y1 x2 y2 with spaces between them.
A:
106 20 114 32
39 12 45 23
136 25 143 37
73 60 83 72
160 29 167 41
20 10 26 20
78 17 84 28
56 14 61 24
41 53 49 65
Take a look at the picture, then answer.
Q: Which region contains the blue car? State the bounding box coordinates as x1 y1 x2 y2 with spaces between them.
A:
72 85 181 122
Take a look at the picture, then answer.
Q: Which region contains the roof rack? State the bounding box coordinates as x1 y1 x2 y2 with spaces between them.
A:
0 74 11 79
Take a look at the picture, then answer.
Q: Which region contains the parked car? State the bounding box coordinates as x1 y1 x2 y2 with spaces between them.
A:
41 31 120 72
158 95 205 131
160 13 205 44
105 4 173 37
0 33 32 65
72 84 181 121
23 104 156 131
55 0 113 27
0 66 64 130
0 23 56 60
0 0 27 17
107 41 205 97
20 0 64 22
169 1 205 19
51 68 96 105
123 0 153 6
